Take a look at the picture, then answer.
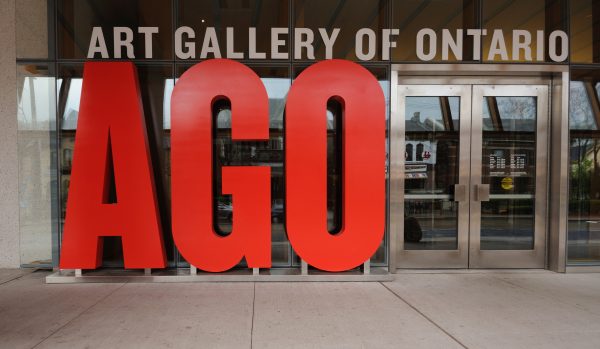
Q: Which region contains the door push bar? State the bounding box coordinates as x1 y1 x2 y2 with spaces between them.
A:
454 184 467 202
474 184 490 202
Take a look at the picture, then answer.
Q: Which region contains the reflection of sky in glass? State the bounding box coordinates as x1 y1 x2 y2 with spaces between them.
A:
380 81 391 120
18 77 55 131
60 78 82 130
406 97 459 120
163 78 175 129
570 81 597 130
59 76 390 131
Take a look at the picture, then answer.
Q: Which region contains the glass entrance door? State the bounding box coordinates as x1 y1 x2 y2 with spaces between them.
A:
469 85 548 268
392 84 548 268
392 85 472 268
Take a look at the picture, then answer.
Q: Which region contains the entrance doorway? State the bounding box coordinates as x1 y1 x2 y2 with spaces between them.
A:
392 83 548 268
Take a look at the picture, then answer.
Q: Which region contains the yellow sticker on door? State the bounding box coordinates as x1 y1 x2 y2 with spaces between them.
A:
501 177 514 190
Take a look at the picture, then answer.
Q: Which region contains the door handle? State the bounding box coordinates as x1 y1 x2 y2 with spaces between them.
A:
454 184 467 202
474 184 490 202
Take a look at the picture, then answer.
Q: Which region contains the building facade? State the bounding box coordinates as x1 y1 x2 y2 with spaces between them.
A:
2 0 600 273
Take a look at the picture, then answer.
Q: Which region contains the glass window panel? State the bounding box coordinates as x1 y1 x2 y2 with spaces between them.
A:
17 64 57 266
570 0 594 63
480 96 536 250
482 0 567 62
16 0 51 59
392 0 475 62
405 97 460 132
57 64 175 267
569 136 600 264
369 67 389 265
327 99 343 235
404 96 460 251
570 81 598 130
178 0 289 60
57 0 173 59
482 96 536 132
294 0 388 61
569 70 600 264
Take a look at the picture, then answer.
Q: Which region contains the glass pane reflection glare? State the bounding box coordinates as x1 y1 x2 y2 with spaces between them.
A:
404 96 460 250
480 96 536 250
17 65 56 266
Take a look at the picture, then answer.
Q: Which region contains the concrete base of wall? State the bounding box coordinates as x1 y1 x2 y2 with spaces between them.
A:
0 0 19 268
45 267 393 283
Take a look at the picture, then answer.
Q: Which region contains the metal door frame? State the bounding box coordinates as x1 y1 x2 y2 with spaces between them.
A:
469 85 548 268
393 84 548 269
389 64 569 272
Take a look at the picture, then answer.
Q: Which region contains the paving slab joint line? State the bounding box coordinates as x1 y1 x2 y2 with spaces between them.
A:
489 274 600 318
0 269 35 286
29 281 128 349
250 282 256 349
379 282 469 349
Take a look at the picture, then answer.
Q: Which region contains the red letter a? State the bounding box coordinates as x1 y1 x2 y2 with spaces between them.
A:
59 62 166 269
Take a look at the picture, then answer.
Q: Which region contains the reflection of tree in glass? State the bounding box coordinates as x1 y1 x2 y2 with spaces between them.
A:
570 82 597 130
571 139 592 199
570 138 600 216
496 97 535 119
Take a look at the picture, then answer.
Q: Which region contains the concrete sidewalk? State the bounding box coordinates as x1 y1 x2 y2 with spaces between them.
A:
1 269 600 349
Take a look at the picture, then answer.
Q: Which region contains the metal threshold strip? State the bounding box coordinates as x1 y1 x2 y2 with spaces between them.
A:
45 267 393 283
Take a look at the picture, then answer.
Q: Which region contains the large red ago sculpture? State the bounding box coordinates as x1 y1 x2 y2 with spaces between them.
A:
60 59 385 273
